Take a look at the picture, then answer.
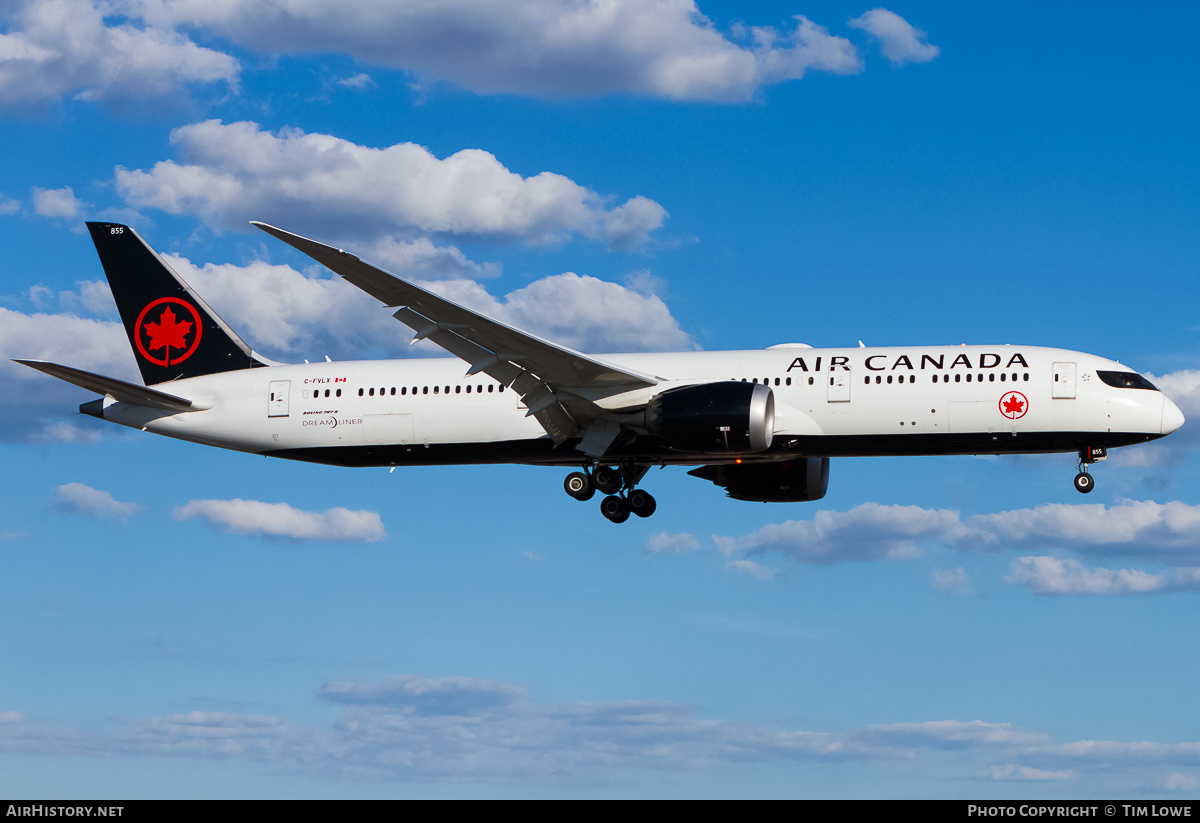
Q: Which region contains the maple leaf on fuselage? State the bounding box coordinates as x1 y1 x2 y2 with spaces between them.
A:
1002 394 1026 415
142 306 192 355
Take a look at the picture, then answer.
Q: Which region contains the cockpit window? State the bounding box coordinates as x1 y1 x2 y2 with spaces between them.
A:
1097 370 1158 391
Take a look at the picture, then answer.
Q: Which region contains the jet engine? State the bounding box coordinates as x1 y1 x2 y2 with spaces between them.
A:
688 457 830 502
646 381 774 454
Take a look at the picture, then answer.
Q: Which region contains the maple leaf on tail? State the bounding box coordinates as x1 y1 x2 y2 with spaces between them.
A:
142 306 193 366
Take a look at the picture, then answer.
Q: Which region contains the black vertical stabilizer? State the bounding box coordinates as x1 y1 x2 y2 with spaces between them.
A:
86 222 266 385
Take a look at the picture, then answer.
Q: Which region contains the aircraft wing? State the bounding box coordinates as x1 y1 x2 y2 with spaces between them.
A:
13 360 204 413
252 222 659 448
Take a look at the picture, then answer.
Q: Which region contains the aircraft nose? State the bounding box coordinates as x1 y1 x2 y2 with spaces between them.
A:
1162 395 1185 435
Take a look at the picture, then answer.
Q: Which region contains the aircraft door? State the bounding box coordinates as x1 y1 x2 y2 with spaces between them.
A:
827 369 851 402
1052 362 1077 399
268 380 290 417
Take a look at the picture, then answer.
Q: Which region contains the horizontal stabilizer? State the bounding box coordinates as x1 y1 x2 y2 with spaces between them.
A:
13 360 204 413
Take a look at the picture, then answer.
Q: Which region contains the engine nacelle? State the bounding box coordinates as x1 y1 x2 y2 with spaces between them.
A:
646 381 774 454
688 458 830 502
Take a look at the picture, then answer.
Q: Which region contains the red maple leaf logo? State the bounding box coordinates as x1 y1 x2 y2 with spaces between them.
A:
134 298 203 367
1000 392 1029 419
143 306 192 355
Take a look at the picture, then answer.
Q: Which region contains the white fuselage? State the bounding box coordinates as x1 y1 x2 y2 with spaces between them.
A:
92 344 1182 468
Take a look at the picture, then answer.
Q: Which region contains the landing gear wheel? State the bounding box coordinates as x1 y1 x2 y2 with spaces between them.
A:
1073 472 1094 494
593 466 623 495
628 489 657 518
564 471 595 501
600 494 630 523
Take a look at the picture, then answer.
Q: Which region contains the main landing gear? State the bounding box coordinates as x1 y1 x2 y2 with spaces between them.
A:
1073 446 1107 494
564 466 657 523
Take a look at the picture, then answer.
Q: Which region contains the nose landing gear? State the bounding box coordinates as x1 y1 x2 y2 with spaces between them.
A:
1073 470 1094 494
564 465 657 522
1073 446 1106 494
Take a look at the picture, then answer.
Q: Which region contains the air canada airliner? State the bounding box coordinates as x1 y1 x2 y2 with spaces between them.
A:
17 223 1185 522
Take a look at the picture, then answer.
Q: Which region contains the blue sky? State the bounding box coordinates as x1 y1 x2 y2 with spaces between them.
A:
1 0 1199 799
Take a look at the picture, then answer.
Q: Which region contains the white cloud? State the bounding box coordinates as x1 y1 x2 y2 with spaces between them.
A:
1006 556 1200 596
131 0 879 102
35 421 104 444
849 9 940 66
1006 556 1164 595
989 763 1075 781
351 237 497 280
0 0 238 108
864 719 1048 748
129 711 293 759
54 483 140 519
476 271 692 352
115 120 667 249
320 676 526 715
724 558 779 580
163 253 692 361
337 72 373 89
713 502 967 565
1041 739 1200 766
706 499 1200 588
56 280 116 317
0 307 132 377
31 186 85 219
172 498 386 542
0 194 21 214
931 566 971 596
964 500 1200 564
0 304 136 440
1 2 936 108
162 255 391 358
645 532 699 554
751 15 863 85
1 670 1199 790
1165 772 1198 791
